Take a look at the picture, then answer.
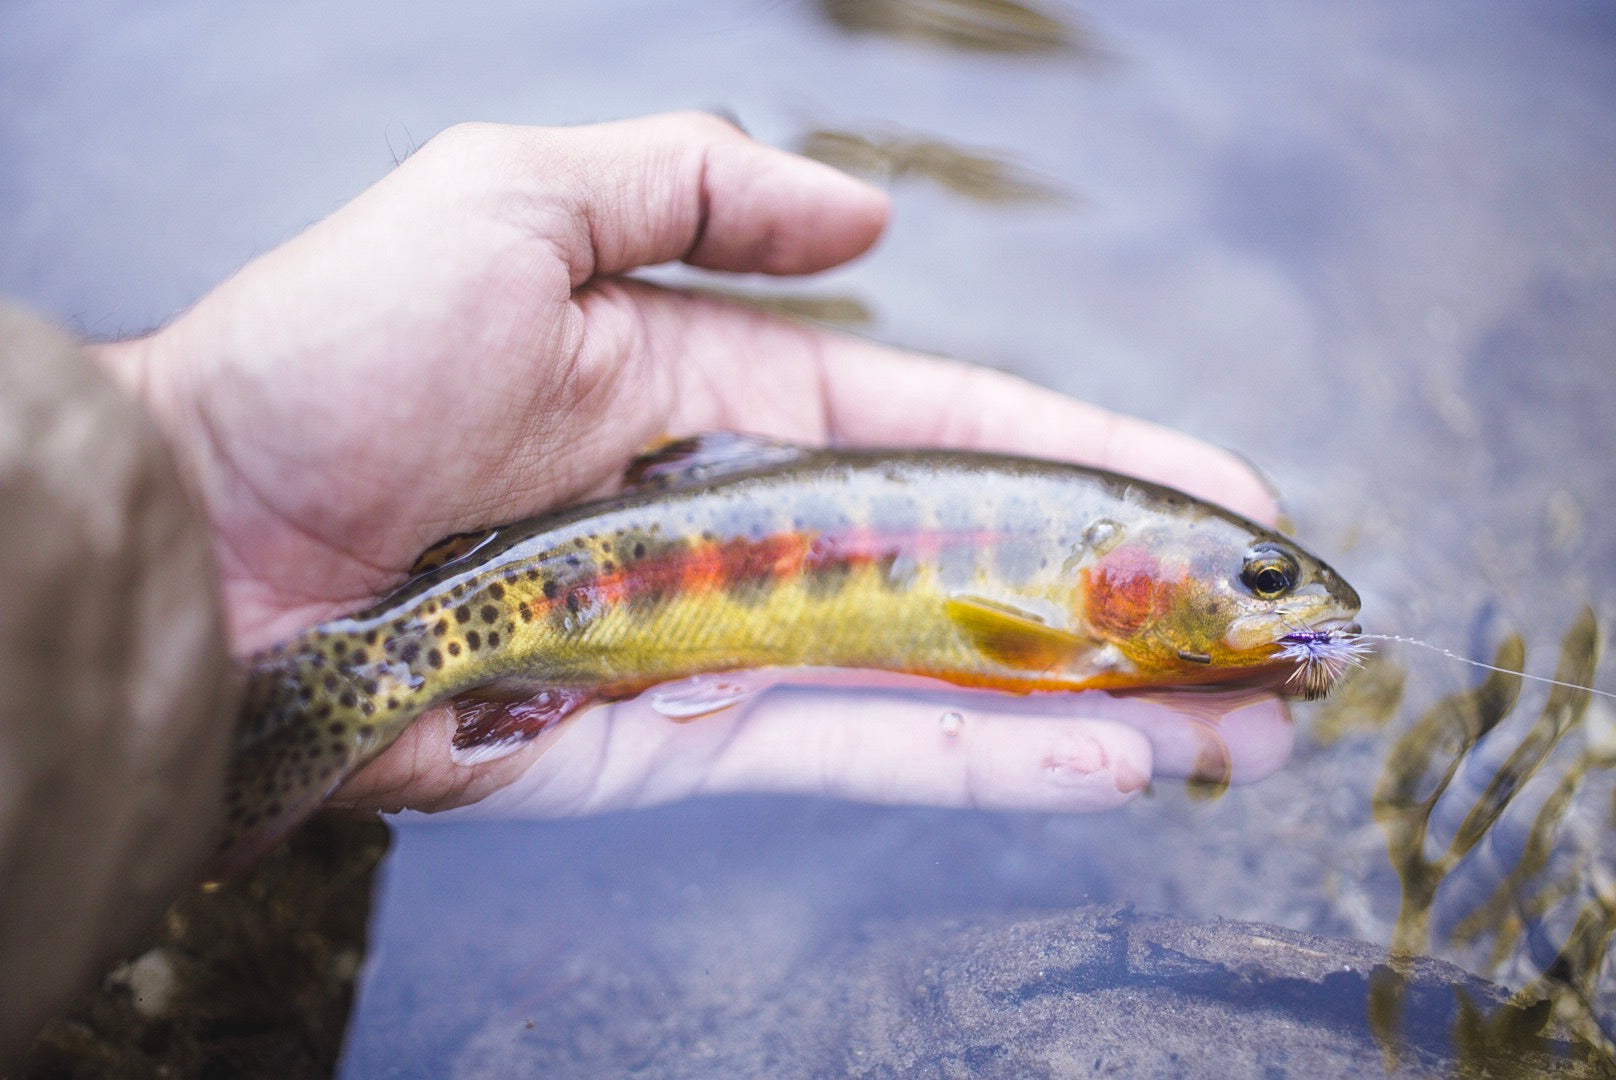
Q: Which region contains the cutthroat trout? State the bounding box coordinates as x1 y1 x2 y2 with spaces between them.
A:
222 434 1360 872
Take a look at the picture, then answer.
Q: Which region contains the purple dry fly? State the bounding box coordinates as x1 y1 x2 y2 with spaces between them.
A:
1278 626 1374 700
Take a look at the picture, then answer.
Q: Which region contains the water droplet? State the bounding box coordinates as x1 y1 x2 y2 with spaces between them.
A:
939 711 965 736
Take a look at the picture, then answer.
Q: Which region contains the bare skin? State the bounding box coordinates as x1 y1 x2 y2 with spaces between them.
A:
94 112 1290 825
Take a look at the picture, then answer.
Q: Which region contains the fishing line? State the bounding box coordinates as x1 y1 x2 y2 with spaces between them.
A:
1290 630 1616 702
1358 633 1616 701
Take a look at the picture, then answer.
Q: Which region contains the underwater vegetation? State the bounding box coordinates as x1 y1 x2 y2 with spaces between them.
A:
1364 608 1616 1071
799 128 1079 206
816 0 1093 55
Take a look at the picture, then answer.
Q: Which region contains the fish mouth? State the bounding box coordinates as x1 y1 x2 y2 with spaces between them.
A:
1228 610 1359 652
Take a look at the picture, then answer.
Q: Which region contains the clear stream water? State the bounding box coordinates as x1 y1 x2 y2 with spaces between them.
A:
5 1 1615 1074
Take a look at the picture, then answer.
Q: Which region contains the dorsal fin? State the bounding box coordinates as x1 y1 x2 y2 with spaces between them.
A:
408 526 501 575
623 432 808 491
944 594 1104 672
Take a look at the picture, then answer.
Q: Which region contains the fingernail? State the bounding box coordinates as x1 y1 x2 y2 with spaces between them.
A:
1043 733 1107 786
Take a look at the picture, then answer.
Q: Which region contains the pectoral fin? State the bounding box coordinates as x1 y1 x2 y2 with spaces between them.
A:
945 595 1102 672
623 432 808 491
648 672 770 720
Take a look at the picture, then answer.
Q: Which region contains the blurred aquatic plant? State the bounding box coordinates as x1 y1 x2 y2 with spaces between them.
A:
817 0 1093 55
801 128 1078 205
1312 649 1406 744
1365 608 1616 1070
683 284 874 327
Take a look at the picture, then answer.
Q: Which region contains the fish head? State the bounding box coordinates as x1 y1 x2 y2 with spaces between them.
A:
1080 522 1360 698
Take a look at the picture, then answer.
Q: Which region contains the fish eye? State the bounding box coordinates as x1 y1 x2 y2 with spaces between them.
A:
1241 547 1299 599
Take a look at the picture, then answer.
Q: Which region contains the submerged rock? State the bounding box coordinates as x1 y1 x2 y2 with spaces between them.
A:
451 904 1612 1079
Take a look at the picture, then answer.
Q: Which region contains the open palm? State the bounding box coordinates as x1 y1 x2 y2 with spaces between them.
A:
97 113 1292 820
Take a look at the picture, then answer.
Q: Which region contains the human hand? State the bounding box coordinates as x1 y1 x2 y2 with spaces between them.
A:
94 112 1290 824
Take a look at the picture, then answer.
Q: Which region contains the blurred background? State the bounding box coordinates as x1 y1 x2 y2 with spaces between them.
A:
4 1 1614 1075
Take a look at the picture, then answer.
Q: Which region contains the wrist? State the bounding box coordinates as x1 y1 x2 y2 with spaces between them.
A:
86 330 215 524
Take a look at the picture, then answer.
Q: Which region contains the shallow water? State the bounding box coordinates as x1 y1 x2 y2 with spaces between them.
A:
5 0 1615 1073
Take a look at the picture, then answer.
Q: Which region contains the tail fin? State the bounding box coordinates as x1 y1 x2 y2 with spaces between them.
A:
207 636 399 880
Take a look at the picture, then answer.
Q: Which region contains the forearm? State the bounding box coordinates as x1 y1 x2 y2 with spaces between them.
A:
0 303 239 1064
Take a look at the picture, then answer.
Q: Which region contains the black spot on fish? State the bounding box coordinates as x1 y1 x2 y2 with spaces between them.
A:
359 700 375 717
543 579 559 599
364 629 379 645
339 690 357 708
566 592 580 614
633 541 646 558
448 642 462 657
487 631 500 649
327 722 344 736
332 640 347 656
428 648 443 668
481 605 498 623
434 618 449 636
455 604 471 623
323 674 339 692
399 642 420 664
386 697 399 710
601 560 617 573
466 630 482 651
518 604 532 622
488 582 505 601
352 648 367 664
362 679 380 695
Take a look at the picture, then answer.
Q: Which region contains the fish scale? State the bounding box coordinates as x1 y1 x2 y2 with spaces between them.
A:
216 435 1360 876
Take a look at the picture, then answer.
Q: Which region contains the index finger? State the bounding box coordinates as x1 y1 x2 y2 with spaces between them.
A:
467 112 892 284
